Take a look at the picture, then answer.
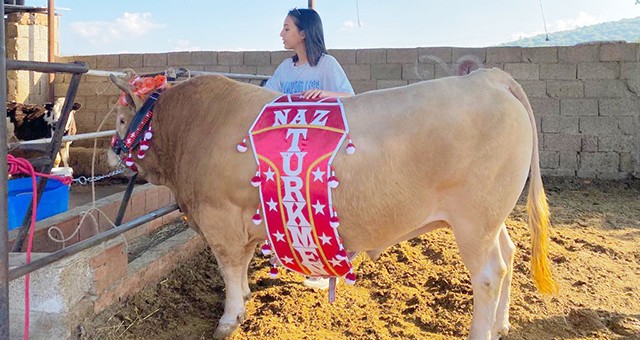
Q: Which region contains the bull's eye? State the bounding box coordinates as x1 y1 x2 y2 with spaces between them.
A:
119 118 126 125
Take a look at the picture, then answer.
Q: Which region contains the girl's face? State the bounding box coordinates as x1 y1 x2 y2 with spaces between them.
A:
280 15 305 51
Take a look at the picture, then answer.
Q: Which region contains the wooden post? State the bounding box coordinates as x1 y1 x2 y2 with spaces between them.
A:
308 0 315 9
47 0 55 102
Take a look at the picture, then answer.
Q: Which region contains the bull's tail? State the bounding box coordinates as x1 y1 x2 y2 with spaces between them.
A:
508 78 559 294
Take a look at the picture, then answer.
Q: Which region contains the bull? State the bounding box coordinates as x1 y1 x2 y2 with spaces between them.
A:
108 68 557 339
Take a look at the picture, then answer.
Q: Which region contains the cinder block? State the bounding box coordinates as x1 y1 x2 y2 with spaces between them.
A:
356 49 386 64
599 98 640 116
540 64 576 80
167 51 192 66
329 49 356 64
522 47 558 63
218 51 243 65
191 51 216 65
543 134 581 151
579 116 620 135
418 47 452 63
598 135 634 152
584 80 628 98
576 170 597 178
504 63 539 80
386 48 417 64
376 80 407 89
559 44 599 63
271 51 291 65
539 151 559 168
230 65 257 75
579 152 619 172
371 64 402 80
547 80 584 98
620 152 634 172
559 151 579 170
452 48 486 63
618 117 635 135
402 63 434 81
96 54 119 70
518 80 547 98
560 99 598 116
343 64 371 80
600 42 638 62
530 98 560 116
351 80 377 94
486 47 522 63
620 62 640 79
256 65 276 76
541 115 578 133
143 53 168 67
597 171 627 180
204 65 231 73
582 136 598 152
244 51 270 66
577 62 619 80
543 169 577 177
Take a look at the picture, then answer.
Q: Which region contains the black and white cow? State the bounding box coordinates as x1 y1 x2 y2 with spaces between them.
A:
6 98 81 167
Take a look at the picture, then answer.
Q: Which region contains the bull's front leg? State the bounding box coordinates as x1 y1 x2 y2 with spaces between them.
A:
212 250 248 339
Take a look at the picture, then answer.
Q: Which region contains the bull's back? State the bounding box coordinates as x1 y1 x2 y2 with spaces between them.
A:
334 69 533 250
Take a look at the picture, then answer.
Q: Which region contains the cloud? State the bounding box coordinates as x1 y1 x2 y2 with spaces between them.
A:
69 12 164 45
550 11 600 31
173 39 200 52
340 20 363 31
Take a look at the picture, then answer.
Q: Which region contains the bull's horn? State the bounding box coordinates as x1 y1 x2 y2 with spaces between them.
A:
109 73 138 111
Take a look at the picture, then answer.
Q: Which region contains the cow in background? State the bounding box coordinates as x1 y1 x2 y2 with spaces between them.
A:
6 98 81 167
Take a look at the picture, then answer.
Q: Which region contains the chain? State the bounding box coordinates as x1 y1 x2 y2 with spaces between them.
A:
73 162 127 185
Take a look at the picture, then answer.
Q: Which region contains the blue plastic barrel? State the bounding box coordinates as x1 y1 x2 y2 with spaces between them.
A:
7 177 70 230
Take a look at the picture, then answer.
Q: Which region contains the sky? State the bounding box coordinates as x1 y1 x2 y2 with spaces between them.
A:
27 0 640 56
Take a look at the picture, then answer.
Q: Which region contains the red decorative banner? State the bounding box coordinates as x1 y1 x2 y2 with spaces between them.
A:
249 95 353 278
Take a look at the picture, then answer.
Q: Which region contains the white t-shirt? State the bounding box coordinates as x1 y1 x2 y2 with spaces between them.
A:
265 54 355 95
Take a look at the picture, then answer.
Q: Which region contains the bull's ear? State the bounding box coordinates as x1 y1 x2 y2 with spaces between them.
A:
109 73 138 111
72 103 82 110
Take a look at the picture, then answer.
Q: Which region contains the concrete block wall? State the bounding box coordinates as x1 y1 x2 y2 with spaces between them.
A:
5 12 58 104
56 42 640 179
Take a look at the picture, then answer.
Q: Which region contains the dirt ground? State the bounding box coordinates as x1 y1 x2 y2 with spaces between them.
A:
78 177 640 339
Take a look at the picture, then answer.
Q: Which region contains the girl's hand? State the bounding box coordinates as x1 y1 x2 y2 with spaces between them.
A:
301 89 326 99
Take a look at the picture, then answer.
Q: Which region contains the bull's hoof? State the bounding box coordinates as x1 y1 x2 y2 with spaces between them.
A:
243 292 252 301
491 323 510 339
213 322 239 339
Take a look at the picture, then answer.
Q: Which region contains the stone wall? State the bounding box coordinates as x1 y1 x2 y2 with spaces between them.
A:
56 42 640 179
5 12 57 103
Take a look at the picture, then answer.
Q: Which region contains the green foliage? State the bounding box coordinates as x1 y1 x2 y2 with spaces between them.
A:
501 17 640 47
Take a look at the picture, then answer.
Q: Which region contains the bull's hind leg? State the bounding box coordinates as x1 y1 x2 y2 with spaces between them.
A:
493 223 515 337
451 220 507 340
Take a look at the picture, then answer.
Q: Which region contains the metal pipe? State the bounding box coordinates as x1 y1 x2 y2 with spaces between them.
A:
9 204 179 281
8 130 115 147
181 70 270 80
114 173 138 226
6 59 88 74
47 0 55 102
86 69 126 77
0 0 11 336
12 71 84 252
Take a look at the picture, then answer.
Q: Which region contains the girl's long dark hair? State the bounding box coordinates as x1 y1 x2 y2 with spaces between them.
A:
288 8 327 66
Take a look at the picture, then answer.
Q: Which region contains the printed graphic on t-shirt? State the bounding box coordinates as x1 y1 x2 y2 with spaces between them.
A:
281 80 320 94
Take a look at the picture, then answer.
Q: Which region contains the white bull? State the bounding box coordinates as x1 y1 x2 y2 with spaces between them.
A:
109 68 557 339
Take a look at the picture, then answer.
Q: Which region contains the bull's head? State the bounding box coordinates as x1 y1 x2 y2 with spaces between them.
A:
107 70 144 174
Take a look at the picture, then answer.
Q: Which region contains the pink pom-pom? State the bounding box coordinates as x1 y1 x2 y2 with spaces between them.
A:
137 150 146 159
125 156 134 167
144 129 153 140
251 174 262 187
269 265 278 278
330 215 340 229
140 140 150 151
261 242 272 256
252 212 262 225
328 175 339 189
130 164 138 172
344 271 356 285
236 139 248 153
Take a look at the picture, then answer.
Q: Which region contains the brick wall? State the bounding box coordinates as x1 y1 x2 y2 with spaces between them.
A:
5 12 57 103
57 42 640 179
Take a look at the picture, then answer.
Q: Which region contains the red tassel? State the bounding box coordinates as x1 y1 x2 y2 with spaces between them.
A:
252 208 262 225
346 137 356 155
137 150 146 159
125 153 134 167
251 171 262 187
344 271 356 285
237 137 248 153
140 140 150 151
328 170 339 189
261 241 272 256
269 265 278 278
330 215 340 229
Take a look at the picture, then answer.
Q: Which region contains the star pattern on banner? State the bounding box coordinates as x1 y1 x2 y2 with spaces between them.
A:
312 200 325 215
319 233 332 245
264 167 275 182
266 198 278 212
312 167 325 182
281 256 294 264
329 257 343 267
273 230 286 242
